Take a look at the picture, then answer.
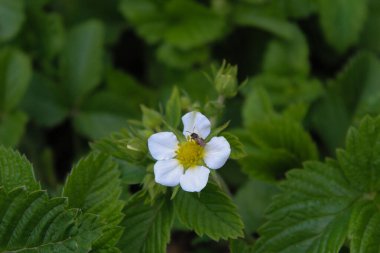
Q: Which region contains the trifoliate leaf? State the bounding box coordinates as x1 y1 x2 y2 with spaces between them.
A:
63 153 125 250
0 0 24 42
0 187 103 252
0 146 39 192
117 192 174 253
318 0 367 53
174 183 244 241
254 116 380 253
60 19 104 104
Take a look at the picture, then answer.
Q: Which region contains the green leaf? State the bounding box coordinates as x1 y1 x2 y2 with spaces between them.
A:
240 116 318 181
234 179 278 234
174 182 244 241
230 239 255 253
91 129 148 163
156 44 209 68
242 87 274 127
311 52 380 154
221 132 246 160
254 116 380 252
254 161 358 253
0 111 27 147
60 19 104 104
162 0 225 49
63 153 125 250
0 0 24 42
119 0 225 49
0 48 32 112
165 86 181 128
21 73 68 127
0 146 39 192
117 192 174 253
337 117 380 193
318 0 367 53
73 112 127 140
359 0 380 52
349 200 380 253
262 26 309 77
283 0 316 18
0 187 103 252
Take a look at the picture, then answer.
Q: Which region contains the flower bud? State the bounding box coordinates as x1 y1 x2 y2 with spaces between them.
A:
214 61 238 98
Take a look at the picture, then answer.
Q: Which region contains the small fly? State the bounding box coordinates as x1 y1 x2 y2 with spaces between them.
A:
188 132 206 147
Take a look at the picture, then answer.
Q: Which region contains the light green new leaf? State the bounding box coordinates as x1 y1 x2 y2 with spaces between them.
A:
63 153 125 250
318 0 367 53
0 111 27 147
60 19 104 104
0 0 24 42
165 86 181 128
0 48 32 112
0 187 103 252
118 192 174 253
0 146 39 192
174 183 244 241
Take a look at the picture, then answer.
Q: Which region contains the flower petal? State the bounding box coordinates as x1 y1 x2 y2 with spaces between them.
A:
154 159 184 187
180 166 210 192
204 136 231 169
148 132 178 160
182 111 211 139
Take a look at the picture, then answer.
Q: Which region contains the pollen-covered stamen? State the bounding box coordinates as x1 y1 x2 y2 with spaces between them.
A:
176 140 204 169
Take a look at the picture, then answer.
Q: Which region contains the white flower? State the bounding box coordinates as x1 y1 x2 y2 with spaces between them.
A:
148 111 231 192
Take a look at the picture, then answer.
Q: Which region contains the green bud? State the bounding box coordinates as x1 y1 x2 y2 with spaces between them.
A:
214 60 238 98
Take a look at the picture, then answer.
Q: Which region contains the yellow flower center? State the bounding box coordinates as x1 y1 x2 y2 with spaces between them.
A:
176 139 204 169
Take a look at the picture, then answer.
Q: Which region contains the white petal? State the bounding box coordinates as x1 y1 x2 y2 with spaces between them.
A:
148 132 178 160
182 111 211 139
154 159 184 187
180 166 210 192
204 136 231 169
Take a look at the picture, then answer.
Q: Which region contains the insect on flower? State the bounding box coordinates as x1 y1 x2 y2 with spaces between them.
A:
148 111 231 192
187 131 206 147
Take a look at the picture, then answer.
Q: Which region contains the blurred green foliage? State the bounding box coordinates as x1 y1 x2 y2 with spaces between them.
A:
1 0 380 252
